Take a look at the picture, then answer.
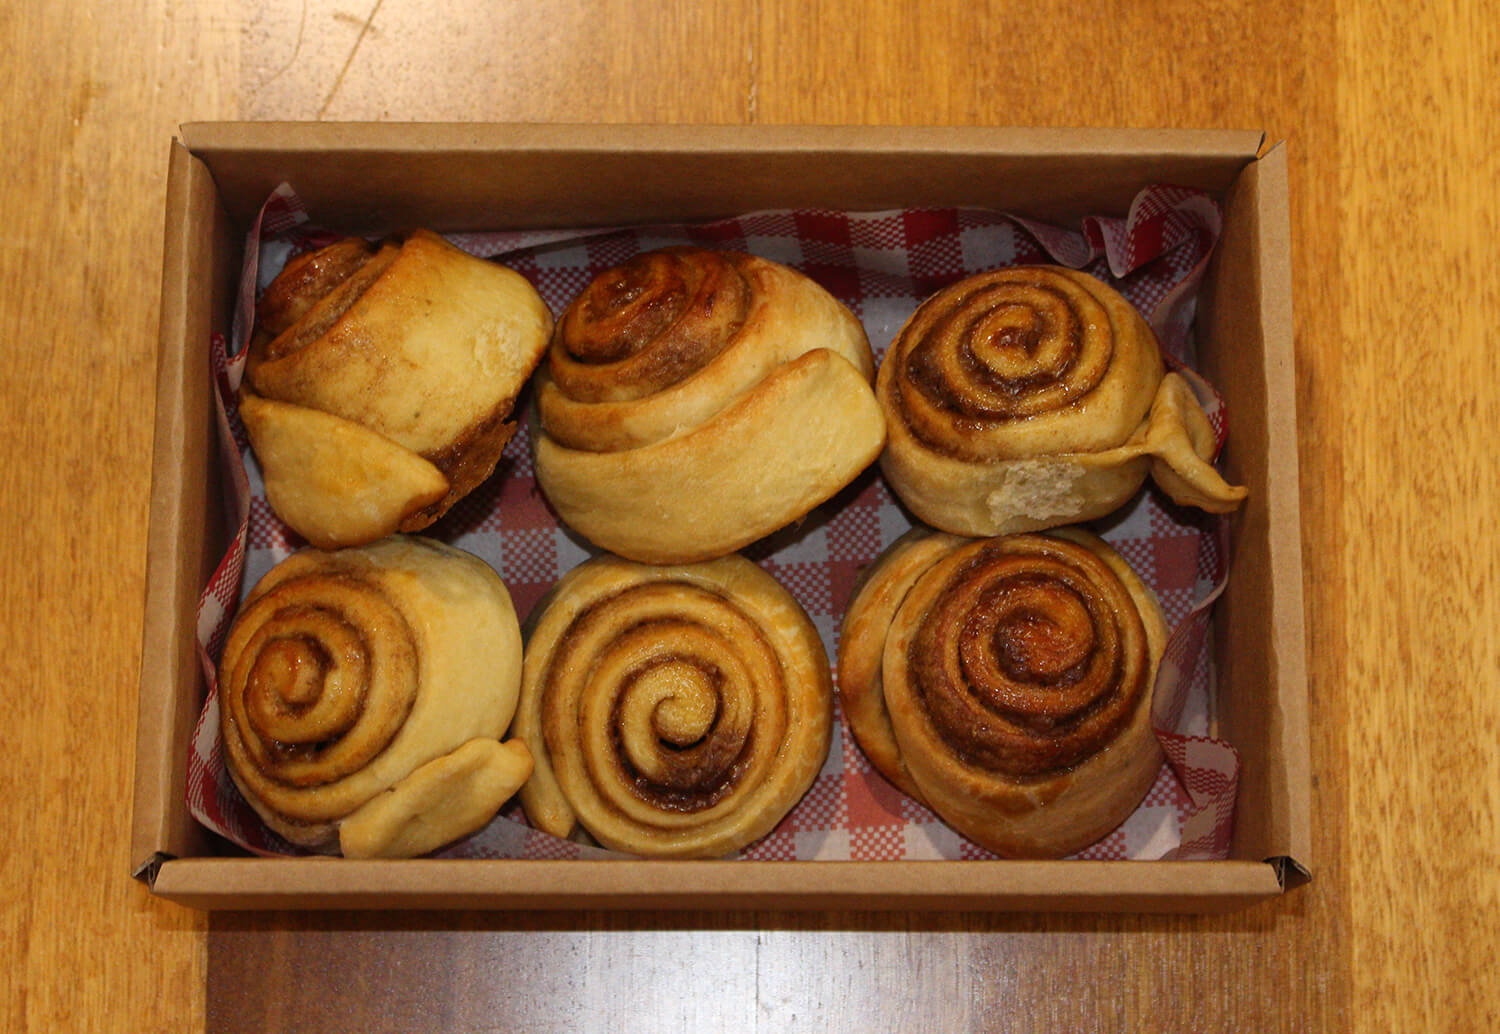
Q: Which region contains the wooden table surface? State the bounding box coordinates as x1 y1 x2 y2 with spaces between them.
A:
3 0 1496 1030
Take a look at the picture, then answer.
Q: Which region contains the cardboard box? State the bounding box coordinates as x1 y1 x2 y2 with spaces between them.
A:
132 123 1309 912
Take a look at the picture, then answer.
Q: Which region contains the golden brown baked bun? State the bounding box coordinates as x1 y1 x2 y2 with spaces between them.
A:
837 527 1167 858
876 265 1246 536
217 536 533 858
515 552 833 857
532 247 886 564
240 231 553 549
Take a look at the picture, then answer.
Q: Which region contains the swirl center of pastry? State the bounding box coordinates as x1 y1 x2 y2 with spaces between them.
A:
550 248 752 403
967 303 1071 385
242 616 369 748
572 262 687 363
528 558 831 851
582 617 752 803
984 583 1095 684
908 538 1149 776
250 636 328 709
887 270 1128 462
633 659 720 748
615 677 746 799
223 577 420 790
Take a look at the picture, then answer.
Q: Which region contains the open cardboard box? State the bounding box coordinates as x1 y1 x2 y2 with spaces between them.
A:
132 123 1309 912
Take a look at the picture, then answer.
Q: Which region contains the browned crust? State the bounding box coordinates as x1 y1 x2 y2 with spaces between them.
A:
397 405 519 531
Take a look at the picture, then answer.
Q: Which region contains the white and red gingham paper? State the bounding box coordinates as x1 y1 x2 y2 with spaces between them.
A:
187 184 1241 863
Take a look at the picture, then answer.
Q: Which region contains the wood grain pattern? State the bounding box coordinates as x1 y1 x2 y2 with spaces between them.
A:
1338 2 1500 1030
2 0 1494 1028
0 1 234 1030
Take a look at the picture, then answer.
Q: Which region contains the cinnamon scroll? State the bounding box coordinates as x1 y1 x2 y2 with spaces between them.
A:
532 247 886 564
514 553 833 857
877 265 1246 536
217 537 533 857
837 528 1168 858
240 231 553 549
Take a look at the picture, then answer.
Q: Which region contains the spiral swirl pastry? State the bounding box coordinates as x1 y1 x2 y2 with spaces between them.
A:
533 247 886 564
218 537 532 857
877 266 1245 536
516 553 833 857
240 230 553 550
837 528 1167 858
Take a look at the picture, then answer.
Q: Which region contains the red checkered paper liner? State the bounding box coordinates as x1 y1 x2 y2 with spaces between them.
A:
187 183 1241 863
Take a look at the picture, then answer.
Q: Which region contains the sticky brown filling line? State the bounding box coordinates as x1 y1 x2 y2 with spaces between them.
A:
255 237 378 336
255 241 401 365
910 638 1132 781
550 251 751 399
252 630 337 763
607 674 751 815
550 585 766 815
892 279 1111 452
232 578 419 782
906 570 1138 781
602 636 752 815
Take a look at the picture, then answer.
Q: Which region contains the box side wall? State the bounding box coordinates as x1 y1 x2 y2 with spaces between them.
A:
131 142 238 872
1197 145 1309 868
183 123 1261 233
152 858 1283 913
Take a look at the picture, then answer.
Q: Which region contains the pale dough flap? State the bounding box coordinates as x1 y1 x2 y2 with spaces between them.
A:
534 348 886 564
338 738 535 859
239 392 449 550
1140 372 1249 513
